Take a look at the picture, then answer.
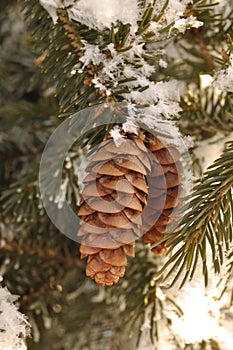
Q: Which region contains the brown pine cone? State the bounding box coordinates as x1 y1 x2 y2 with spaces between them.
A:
141 133 184 255
77 133 150 286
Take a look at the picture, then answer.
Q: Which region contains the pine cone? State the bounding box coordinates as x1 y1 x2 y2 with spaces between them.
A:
142 133 183 255
77 133 150 286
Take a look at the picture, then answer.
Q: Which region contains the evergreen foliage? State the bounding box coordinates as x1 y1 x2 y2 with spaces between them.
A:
0 0 233 349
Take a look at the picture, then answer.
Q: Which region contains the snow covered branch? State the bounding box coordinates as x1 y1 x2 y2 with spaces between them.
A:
0 279 30 350
213 55 233 93
39 0 203 118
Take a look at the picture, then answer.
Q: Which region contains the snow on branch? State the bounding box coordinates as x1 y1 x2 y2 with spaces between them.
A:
213 55 233 93
40 0 202 34
79 42 105 68
123 103 188 147
109 126 126 147
173 15 203 33
39 0 204 119
0 279 30 350
40 0 141 31
77 41 183 116
68 0 141 33
124 80 182 107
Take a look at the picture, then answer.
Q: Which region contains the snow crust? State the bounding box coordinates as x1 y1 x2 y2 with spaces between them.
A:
214 55 233 93
40 0 141 31
0 281 30 350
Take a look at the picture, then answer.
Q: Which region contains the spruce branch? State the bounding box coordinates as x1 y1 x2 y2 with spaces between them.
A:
163 1 233 83
22 1 105 115
56 8 83 53
155 141 233 288
22 0 205 118
179 89 233 139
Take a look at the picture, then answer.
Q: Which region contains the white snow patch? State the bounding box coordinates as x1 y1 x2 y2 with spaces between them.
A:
139 250 233 350
40 0 141 31
169 282 233 347
79 42 105 67
92 77 112 96
213 55 233 93
0 283 30 350
110 126 126 146
160 0 192 24
123 80 181 113
122 117 139 135
159 59 168 68
40 0 74 23
68 0 141 32
167 0 192 13
173 16 203 33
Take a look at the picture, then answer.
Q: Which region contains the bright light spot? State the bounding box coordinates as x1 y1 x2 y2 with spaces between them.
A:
200 74 214 88
169 282 233 348
3 345 27 350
